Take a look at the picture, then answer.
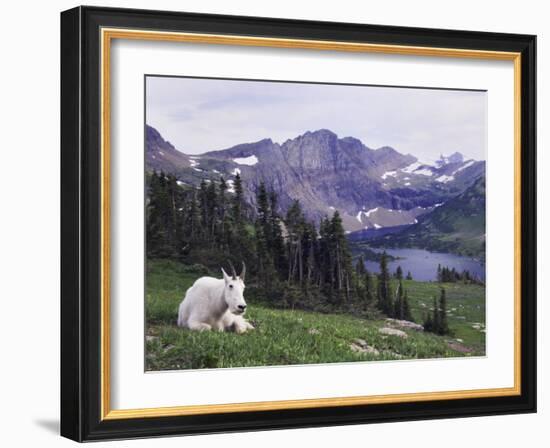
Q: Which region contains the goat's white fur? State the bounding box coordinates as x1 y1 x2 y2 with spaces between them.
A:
177 269 254 334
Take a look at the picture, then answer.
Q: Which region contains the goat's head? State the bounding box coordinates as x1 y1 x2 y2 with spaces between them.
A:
221 261 247 315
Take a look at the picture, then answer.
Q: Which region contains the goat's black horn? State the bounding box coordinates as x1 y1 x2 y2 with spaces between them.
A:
227 260 237 279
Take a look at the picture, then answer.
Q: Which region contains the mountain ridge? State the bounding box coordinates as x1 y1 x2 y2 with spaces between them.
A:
145 124 485 233
368 176 486 258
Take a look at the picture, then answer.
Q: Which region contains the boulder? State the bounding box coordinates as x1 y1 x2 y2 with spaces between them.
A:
385 318 424 332
379 327 408 338
350 339 380 355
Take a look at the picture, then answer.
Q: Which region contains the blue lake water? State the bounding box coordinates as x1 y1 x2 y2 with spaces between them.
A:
361 248 485 282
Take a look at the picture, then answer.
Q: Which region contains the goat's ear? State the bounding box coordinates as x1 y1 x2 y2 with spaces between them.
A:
221 268 230 283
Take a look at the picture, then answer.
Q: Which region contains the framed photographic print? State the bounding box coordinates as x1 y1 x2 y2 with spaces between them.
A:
60 6 536 442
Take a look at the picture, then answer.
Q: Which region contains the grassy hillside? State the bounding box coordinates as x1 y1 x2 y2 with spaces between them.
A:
371 176 486 259
146 260 485 371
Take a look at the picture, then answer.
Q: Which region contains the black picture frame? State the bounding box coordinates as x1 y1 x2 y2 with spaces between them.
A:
61 5 536 442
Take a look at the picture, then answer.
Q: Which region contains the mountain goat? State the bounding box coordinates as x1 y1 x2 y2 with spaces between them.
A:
177 262 254 334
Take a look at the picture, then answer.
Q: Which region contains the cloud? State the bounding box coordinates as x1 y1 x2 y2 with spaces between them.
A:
146 76 487 160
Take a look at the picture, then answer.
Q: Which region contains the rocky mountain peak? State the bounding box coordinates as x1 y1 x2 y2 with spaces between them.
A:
436 151 465 166
145 125 484 233
305 128 338 138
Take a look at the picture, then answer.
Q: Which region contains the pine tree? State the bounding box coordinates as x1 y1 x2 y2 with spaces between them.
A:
146 171 180 258
438 287 449 335
205 181 218 240
302 221 318 286
395 265 403 280
356 255 366 276
198 179 209 239
318 216 333 291
146 171 163 256
364 269 375 306
254 183 276 293
377 251 392 315
393 279 404 319
285 200 305 284
268 190 287 276
232 173 244 227
330 211 353 302
218 177 232 249
256 182 269 219
432 295 440 334
406 271 413 280
403 290 413 321
187 191 200 243
423 312 434 332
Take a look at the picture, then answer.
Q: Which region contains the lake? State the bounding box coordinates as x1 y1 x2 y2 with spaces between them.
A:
361 248 485 282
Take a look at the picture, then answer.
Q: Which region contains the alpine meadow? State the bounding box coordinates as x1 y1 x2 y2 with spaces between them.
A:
145 76 487 371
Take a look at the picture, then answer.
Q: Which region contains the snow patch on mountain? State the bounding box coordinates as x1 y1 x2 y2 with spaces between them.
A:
436 174 455 183
401 161 423 173
452 160 475 175
414 168 434 176
233 155 259 166
381 170 397 179
365 207 379 217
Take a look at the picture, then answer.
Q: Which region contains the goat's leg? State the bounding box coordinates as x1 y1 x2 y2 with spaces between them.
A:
232 315 255 334
187 320 212 332
212 320 225 332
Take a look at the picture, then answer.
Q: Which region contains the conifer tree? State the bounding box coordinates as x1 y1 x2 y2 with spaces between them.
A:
232 173 244 227
432 295 440 334
395 265 403 280
377 251 392 315
187 191 200 243
403 290 413 321
205 181 218 240
285 200 305 284
393 279 404 319
406 271 413 280
364 269 375 306
254 183 276 292
268 190 287 276
218 177 232 248
146 171 180 257
302 221 318 285
423 312 434 332
330 211 353 302
198 179 209 239
438 287 449 335
356 255 366 276
318 216 333 290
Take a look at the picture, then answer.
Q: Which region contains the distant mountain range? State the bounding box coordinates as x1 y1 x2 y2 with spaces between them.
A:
368 176 486 258
145 125 485 237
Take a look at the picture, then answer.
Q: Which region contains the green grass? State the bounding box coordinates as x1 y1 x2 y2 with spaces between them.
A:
399 279 486 352
145 259 485 371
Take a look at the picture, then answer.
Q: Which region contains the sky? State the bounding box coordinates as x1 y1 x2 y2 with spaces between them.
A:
146 76 487 161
